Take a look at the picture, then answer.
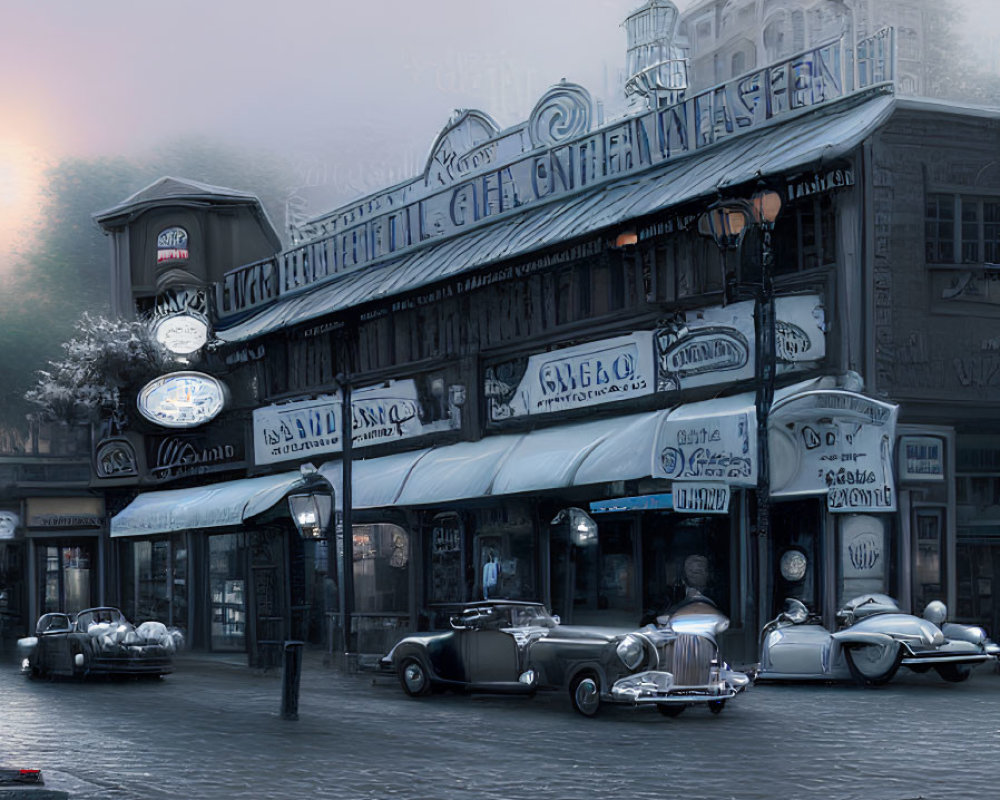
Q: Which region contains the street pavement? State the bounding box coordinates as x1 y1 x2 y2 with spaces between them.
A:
0 646 998 800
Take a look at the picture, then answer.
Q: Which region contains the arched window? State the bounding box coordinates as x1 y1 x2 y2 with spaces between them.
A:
732 50 747 76
764 12 790 60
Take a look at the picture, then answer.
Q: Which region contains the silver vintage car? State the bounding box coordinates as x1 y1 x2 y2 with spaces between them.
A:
758 594 1000 685
381 597 750 717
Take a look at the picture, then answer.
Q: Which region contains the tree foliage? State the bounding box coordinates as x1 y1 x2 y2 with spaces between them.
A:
0 138 298 434
24 313 169 427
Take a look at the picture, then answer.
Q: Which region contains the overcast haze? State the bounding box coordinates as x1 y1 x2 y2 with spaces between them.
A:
0 0 997 254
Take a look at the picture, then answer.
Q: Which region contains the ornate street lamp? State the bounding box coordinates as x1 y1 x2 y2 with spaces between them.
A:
699 183 782 631
287 484 334 540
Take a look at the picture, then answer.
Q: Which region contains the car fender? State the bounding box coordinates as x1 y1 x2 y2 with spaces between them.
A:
830 630 898 649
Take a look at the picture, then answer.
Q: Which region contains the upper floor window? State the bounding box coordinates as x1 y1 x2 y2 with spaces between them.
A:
772 193 838 274
926 193 1000 265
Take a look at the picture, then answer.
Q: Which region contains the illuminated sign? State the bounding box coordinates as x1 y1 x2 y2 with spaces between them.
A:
152 314 209 355
137 371 226 428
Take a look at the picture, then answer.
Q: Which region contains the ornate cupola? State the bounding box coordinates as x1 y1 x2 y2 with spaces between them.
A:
623 0 689 111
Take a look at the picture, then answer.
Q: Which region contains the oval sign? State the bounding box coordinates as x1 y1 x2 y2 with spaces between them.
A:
137 371 226 428
153 314 209 355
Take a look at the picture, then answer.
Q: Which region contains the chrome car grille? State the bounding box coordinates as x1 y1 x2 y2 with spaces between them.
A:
670 633 714 686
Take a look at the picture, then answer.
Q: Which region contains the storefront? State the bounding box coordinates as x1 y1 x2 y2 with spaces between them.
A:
109 470 328 664
24 497 105 621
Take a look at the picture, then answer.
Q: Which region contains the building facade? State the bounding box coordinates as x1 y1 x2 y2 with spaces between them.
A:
60 2 1000 670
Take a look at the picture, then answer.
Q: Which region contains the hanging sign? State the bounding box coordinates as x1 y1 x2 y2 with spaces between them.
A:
672 482 731 514
653 403 756 487
137 371 227 428
769 390 898 512
152 314 209 356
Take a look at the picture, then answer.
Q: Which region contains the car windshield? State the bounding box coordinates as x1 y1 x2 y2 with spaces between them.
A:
76 608 125 630
507 604 558 628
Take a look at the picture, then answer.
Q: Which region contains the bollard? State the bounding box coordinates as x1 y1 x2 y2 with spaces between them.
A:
281 640 304 720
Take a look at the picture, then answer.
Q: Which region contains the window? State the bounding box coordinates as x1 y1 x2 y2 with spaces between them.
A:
731 50 746 76
773 193 838 274
352 523 410 614
926 193 1000 265
925 193 955 263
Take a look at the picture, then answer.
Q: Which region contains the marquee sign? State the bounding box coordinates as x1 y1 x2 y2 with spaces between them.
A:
219 32 885 319
137 371 226 429
485 333 655 421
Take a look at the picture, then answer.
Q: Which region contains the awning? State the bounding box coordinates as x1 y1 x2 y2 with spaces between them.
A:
319 448 432 511
319 410 671 509
110 471 308 538
215 91 895 343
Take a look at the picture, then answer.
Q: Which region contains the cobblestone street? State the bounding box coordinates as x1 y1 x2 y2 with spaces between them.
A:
1 648 999 800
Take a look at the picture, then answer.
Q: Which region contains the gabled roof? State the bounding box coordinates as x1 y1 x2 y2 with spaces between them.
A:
94 176 282 249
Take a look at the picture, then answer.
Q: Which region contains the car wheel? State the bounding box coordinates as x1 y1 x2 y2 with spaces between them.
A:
844 642 902 686
398 656 432 697
707 699 726 714
935 663 973 683
569 672 601 717
656 704 685 718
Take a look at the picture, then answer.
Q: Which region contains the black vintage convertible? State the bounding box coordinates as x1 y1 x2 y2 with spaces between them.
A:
380 598 750 716
17 607 180 679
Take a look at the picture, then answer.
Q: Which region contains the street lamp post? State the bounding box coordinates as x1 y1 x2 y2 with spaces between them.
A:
700 185 782 632
337 372 355 659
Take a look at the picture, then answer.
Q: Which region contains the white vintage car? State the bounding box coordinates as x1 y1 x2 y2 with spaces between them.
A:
758 594 1000 685
18 607 182 680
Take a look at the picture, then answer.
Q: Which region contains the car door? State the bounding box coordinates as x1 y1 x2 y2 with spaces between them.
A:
461 607 520 686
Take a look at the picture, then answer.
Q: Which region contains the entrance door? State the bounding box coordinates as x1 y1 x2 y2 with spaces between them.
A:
39 542 95 615
565 519 637 627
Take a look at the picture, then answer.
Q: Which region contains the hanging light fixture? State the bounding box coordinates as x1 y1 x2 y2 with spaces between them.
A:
287 464 334 539
552 507 599 546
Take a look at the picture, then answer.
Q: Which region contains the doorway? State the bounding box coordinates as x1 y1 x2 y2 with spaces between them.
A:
38 541 96 615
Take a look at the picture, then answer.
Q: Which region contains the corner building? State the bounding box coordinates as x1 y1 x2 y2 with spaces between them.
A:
93 3 1000 666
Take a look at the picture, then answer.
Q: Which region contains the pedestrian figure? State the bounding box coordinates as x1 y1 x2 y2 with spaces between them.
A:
483 552 500 599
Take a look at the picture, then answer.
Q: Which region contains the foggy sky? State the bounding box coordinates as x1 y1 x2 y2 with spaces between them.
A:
0 0 995 247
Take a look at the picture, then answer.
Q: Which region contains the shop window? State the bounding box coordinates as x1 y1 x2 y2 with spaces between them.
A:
353 524 410 614
120 534 188 633
926 193 1000 265
209 533 247 652
473 505 536 604
641 514 732 624
427 513 465 606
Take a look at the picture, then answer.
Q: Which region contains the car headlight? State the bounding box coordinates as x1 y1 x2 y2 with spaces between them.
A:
616 634 645 671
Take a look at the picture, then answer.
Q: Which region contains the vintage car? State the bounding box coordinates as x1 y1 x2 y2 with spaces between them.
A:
758 594 1000 685
17 607 181 679
380 598 750 717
